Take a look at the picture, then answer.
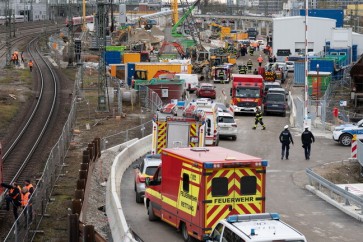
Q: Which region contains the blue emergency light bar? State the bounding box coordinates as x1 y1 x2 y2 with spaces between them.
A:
204 160 268 169
226 213 280 223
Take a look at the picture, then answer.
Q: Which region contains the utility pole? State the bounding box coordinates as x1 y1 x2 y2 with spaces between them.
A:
67 2 74 67
96 0 110 111
5 0 12 67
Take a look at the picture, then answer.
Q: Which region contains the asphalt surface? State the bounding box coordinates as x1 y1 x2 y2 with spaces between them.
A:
120 50 363 242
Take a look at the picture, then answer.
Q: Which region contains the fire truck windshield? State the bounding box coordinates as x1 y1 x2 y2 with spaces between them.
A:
235 87 260 98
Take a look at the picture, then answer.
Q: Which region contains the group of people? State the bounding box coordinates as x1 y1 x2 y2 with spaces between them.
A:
1 180 34 224
252 107 315 160
9 50 33 72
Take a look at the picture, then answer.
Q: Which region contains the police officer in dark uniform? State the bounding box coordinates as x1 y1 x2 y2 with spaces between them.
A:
252 106 266 130
279 125 294 160
301 125 315 160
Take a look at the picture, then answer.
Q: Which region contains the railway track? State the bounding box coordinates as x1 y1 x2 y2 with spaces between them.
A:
0 34 59 240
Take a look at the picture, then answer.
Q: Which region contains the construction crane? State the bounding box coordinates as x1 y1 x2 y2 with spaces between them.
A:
172 0 179 24
171 0 201 38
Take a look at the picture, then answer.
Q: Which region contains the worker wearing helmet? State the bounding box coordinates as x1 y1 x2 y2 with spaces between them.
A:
247 59 253 73
252 106 266 130
279 125 294 160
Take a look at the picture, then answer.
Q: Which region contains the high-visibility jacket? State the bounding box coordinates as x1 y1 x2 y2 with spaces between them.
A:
257 56 263 63
247 60 253 67
28 61 33 67
255 110 263 120
21 192 30 207
25 184 34 194
218 71 224 78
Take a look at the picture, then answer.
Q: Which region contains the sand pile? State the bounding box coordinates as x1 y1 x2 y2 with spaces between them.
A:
128 28 161 44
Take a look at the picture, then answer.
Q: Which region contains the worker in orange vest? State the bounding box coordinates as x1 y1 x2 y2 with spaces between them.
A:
23 179 34 223
28 60 33 72
1 182 22 220
21 187 32 225
257 55 264 67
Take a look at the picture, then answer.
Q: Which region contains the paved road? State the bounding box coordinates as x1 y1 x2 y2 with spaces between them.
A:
121 50 363 242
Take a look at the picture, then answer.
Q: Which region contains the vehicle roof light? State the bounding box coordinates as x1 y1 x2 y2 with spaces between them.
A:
261 160 268 167
204 162 214 169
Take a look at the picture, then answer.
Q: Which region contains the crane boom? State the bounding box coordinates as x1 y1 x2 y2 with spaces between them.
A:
171 0 201 38
172 0 179 24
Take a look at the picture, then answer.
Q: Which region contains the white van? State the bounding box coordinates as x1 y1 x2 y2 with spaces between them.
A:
175 73 199 93
207 213 307 242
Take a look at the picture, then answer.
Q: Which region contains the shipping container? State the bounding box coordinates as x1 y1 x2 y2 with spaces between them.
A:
326 47 351 66
293 61 306 86
105 51 121 65
127 63 136 86
106 46 126 52
308 71 332 97
133 63 192 81
142 78 185 104
123 52 141 63
300 9 344 27
110 64 125 80
309 59 335 73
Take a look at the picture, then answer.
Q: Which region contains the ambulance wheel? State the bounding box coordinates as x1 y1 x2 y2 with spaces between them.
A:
148 203 157 221
181 222 193 242
136 192 143 203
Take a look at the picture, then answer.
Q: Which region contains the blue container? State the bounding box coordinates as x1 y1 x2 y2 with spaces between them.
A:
310 59 334 73
293 61 306 86
300 9 344 27
105 51 121 65
327 48 350 66
353 45 358 62
127 63 136 86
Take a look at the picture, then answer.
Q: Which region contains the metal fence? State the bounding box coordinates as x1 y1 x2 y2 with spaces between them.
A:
3 67 81 241
293 64 363 130
100 85 163 151
306 167 363 215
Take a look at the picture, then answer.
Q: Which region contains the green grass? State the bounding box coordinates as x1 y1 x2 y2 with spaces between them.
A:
0 105 19 130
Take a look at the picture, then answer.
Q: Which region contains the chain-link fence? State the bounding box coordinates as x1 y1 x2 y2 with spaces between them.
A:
101 85 163 150
294 65 363 130
3 67 81 242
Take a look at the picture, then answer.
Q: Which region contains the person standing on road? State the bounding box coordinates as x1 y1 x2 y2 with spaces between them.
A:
257 55 264 67
247 59 253 73
252 106 266 130
279 125 294 160
301 126 315 160
28 60 33 72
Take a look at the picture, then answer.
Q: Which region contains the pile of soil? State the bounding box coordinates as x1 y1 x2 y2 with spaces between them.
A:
128 29 161 44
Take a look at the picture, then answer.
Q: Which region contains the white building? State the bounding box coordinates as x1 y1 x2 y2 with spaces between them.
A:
272 16 336 56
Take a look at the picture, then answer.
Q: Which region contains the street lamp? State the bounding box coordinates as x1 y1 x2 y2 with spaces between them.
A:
316 64 319 117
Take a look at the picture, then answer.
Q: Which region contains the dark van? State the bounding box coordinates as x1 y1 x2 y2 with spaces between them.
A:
262 93 287 117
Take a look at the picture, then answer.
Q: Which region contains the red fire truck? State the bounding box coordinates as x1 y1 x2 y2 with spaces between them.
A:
229 74 264 114
145 146 268 241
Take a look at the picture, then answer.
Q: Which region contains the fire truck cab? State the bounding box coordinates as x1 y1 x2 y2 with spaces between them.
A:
145 147 268 241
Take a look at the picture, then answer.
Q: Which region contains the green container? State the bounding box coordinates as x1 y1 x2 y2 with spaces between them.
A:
105 46 126 52
181 39 196 48
308 73 331 97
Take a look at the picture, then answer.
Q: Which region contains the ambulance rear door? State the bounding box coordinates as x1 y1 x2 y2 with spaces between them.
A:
203 165 265 233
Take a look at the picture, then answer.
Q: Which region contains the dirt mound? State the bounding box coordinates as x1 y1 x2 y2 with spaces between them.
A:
128 28 161 44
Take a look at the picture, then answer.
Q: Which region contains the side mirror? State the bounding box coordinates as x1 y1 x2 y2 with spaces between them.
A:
145 177 151 186
133 164 140 169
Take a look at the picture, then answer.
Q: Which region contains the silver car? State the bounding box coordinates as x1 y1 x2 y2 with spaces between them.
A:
133 154 161 203
217 112 238 141
285 61 294 72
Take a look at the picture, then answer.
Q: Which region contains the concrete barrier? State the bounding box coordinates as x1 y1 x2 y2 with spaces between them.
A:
106 135 152 242
289 91 296 127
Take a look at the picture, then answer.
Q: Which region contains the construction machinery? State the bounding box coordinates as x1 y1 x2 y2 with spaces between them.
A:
171 0 201 38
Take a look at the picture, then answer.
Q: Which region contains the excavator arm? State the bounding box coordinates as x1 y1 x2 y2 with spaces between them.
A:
171 0 201 38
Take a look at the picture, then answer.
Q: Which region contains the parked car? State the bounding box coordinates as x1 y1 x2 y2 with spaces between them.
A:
263 92 287 117
217 112 238 140
215 102 234 116
285 61 295 72
133 154 161 203
333 119 363 146
273 62 288 83
196 83 216 99
263 81 282 95
268 87 288 98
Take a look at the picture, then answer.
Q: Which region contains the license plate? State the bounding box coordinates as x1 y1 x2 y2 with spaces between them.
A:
272 104 278 107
